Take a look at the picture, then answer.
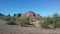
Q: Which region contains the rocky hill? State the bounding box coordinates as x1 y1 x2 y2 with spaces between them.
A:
14 11 41 17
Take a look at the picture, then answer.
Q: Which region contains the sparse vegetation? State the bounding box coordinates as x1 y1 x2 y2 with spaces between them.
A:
6 17 18 25
41 13 60 29
18 16 30 26
0 12 60 29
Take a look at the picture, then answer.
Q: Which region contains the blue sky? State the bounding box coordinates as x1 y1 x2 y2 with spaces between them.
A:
0 0 60 16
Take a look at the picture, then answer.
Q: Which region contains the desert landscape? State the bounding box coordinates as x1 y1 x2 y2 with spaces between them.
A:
0 11 60 34
0 0 60 34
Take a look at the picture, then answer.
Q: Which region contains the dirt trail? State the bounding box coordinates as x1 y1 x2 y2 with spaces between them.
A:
0 19 60 34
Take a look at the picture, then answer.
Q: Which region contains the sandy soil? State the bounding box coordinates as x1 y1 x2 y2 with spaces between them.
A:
0 19 60 34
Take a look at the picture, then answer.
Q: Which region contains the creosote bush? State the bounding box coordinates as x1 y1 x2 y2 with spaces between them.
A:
7 20 17 25
18 16 30 26
41 13 60 29
6 17 18 25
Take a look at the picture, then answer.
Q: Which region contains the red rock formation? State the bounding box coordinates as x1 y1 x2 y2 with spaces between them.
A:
24 11 41 17
14 11 41 17
24 11 35 17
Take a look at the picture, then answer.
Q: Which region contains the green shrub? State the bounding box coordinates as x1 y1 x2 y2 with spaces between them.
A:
18 16 30 26
3 17 10 21
41 22 49 28
6 17 17 25
7 20 17 25
41 13 60 29
41 16 54 28
53 21 60 28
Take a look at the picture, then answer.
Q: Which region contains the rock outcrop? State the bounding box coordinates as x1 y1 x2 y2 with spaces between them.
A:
14 11 41 17
23 11 40 17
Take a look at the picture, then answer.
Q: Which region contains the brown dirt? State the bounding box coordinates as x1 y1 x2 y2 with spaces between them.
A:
0 19 60 34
